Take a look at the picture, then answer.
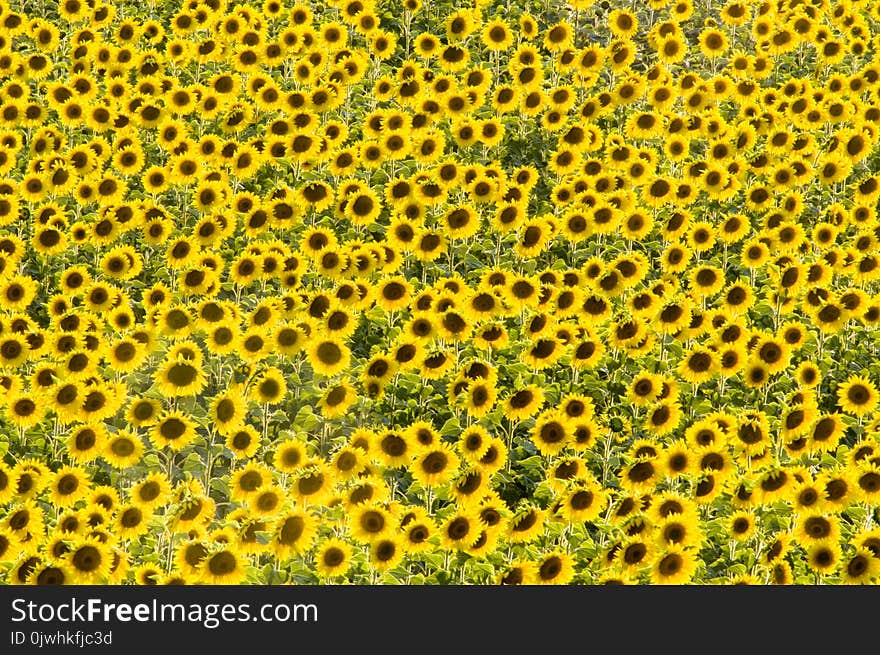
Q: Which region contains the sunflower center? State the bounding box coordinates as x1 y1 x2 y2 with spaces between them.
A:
323 547 344 567
422 451 447 474
167 364 198 387
72 546 101 572
121 508 142 527
159 418 186 440
447 517 470 540
298 472 324 495
208 552 237 576
280 517 305 545
848 384 870 405
658 553 683 576
110 436 138 459
57 474 79 495
571 490 594 510
859 472 880 492
316 342 342 365
139 482 160 502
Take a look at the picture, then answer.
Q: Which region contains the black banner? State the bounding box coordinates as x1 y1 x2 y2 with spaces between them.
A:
0 585 872 651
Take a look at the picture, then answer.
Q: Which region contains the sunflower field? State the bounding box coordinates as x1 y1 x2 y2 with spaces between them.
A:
1 0 880 587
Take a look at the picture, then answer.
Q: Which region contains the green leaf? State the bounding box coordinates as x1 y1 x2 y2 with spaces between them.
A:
292 405 320 431
439 417 461 437
182 452 203 475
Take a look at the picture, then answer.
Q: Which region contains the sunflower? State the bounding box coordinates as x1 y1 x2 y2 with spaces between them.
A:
0 463 13 506
742 358 772 389
841 548 880 584
129 562 164 586
316 381 357 419
459 380 495 418
460 525 497 559
651 497 701 542
837 375 879 417
627 371 661 407
48 466 91 508
610 533 649 574
273 439 308 474
385 509 430 556
529 410 569 456
852 526 880 563
307 337 350 376
643 401 682 437
104 336 147 373
265 510 316 560
170 539 208 580
553 395 592 428
321 303 357 339
687 262 724 297
811 302 848 334
794 511 840 548
229 439 273 483
112 503 151 541
246 484 284 519
754 467 795 505
249 367 287 406
205 387 245 436
150 412 198 451
291 462 335 506
411 444 460 488
102 430 145 470
6 552 39 586
677 347 718 384
5 501 45 554
66 538 111 583
222 425 259 460
646 543 697 584
5 390 43 429
808 413 846 453
374 275 412 312
131 473 171 511
448 467 489 507
470 491 506 530
659 440 694 478
46 380 81 425
498 386 544 425
348 503 394 544
557 481 607 523
315 538 352 579
806 542 841 576
481 19 513 51
534 551 575 585
497 560 537 585
28 557 74 586
200 547 247 584
506 505 545 544
439 509 482 550
11 460 49 500
362 355 397 389
344 187 383 225
720 507 756 542
330 446 364 482
171 491 214 539
854 463 880 503
367 535 404 573
370 429 412 468
653 294 692 334
66 424 108 463
155 354 207 398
